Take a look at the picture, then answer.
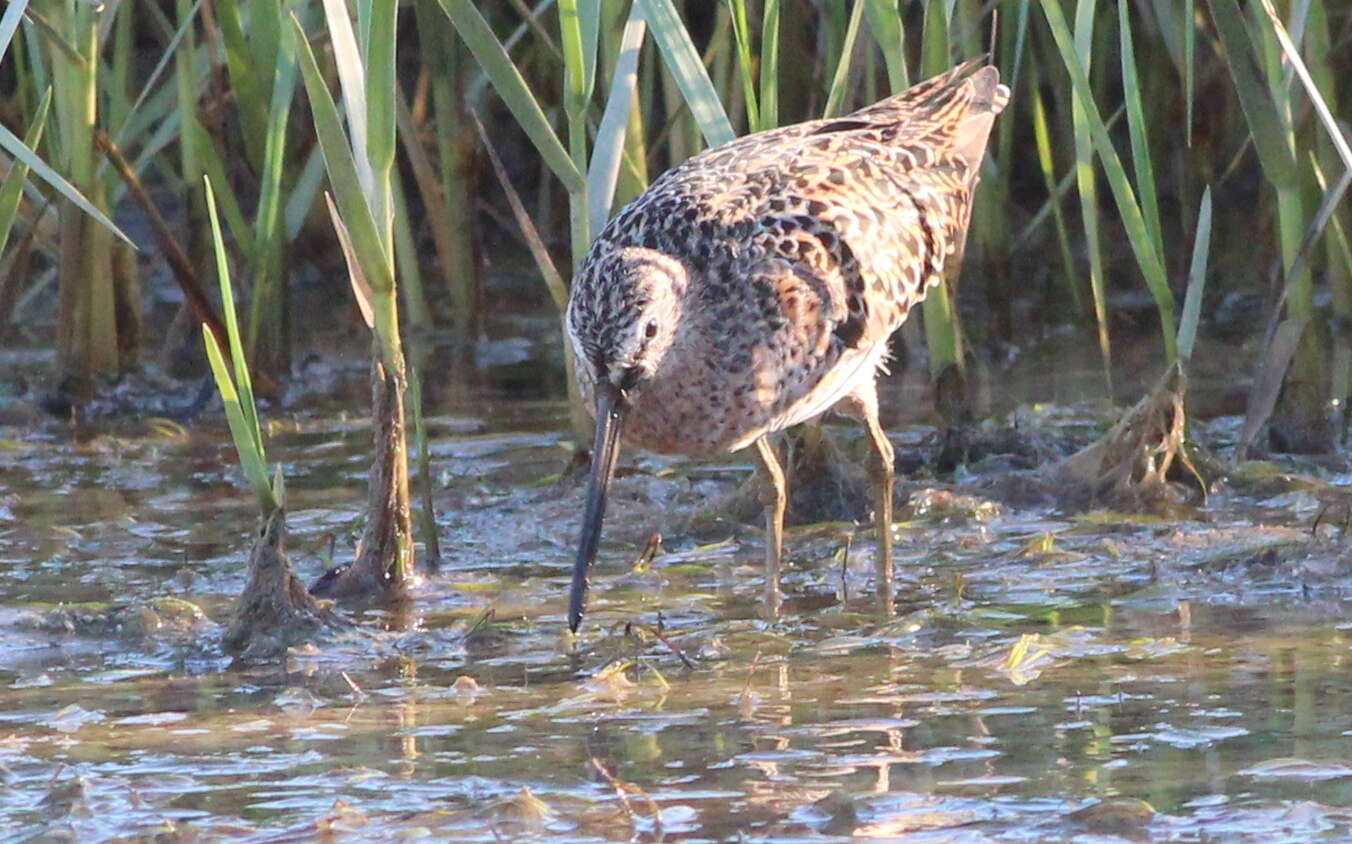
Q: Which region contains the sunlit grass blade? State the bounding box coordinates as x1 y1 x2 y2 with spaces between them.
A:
320 0 371 186
204 176 262 460
1030 80 1080 313
1068 0 1110 383
920 0 950 77
759 0 780 127
1258 0 1352 172
1208 0 1297 188
1040 0 1176 363
1178 187 1212 363
437 0 582 192
324 192 375 328
822 0 866 118
588 8 646 234
292 14 394 297
202 175 274 513
0 89 49 260
0 123 134 249
636 0 735 146
1119 2 1163 262
558 0 601 261
727 0 759 132
0 0 28 59
864 0 907 91
364 0 398 210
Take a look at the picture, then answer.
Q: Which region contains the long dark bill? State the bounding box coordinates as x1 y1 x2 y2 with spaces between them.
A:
568 383 626 632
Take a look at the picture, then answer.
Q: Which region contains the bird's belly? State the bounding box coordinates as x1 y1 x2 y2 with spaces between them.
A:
621 388 758 458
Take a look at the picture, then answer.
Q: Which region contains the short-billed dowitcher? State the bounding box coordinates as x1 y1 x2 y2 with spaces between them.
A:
566 60 1009 631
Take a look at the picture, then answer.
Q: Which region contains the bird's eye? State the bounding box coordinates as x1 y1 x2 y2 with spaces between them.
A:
644 320 658 339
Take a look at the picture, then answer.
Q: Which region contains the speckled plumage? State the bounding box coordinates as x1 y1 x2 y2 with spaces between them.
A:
568 61 1009 456
566 62 1009 630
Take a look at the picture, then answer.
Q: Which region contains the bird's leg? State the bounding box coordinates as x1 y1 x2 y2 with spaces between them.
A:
840 390 895 617
753 435 786 620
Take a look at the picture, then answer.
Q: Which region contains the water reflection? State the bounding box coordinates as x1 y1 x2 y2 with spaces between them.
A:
2 335 1352 841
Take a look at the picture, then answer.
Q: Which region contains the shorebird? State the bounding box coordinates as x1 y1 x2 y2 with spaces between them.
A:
565 60 1009 631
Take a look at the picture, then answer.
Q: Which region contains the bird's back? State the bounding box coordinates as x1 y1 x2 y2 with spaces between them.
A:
573 62 1010 456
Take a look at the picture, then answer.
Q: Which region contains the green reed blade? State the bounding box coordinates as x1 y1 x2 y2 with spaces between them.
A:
292 14 394 297
759 0 780 127
1040 0 1175 363
1119 2 1164 263
1069 0 1109 382
203 176 274 513
1209 0 1297 188
218 0 268 169
0 124 134 249
0 88 49 260
285 146 326 239
364 0 398 223
1178 187 1212 363
864 0 907 92
823 0 866 118
920 0 950 77
319 0 373 194
727 0 759 132
588 8 646 234
1030 79 1080 313
1259 0 1351 172
636 0 735 146
437 0 582 191
0 0 28 60
204 176 262 458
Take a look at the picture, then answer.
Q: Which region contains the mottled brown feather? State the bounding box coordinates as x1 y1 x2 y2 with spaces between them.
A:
567 63 1010 457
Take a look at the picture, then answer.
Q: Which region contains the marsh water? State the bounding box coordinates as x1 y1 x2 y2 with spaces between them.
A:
4 315 1352 842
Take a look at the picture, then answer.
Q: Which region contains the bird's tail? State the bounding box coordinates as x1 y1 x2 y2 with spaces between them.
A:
853 58 1009 172
951 65 1009 174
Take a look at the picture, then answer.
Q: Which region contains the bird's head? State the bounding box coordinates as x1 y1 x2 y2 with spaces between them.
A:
564 245 687 632
566 246 686 400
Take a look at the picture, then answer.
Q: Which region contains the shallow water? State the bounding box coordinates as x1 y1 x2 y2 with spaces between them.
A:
3 331 1352 842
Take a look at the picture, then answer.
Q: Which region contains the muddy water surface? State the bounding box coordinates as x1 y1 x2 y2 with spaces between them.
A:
3 337 1352 842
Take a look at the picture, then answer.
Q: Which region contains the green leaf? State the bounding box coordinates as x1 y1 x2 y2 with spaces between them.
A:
364 0 398 203
203 327 275 512
1208 0 1297 188
0 88 49 260
0 0 31 63
0 125 135 250
864 0 907 92
759 0 780 127
588 9 646 234
636 0 736 147
204 176 263 465
202 176 275 513
436 0 582 191
1178 187 1211 363
292 14 394 295
1119 2 1164 264
1040 0 1176 363
319 0 373 194
822 0 866 118
727 0 759 131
